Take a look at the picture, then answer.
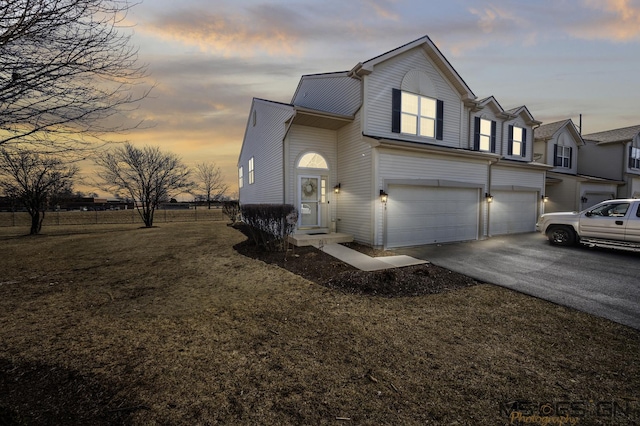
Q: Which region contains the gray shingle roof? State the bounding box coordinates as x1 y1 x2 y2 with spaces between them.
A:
582 124 640 144
535 119 571 139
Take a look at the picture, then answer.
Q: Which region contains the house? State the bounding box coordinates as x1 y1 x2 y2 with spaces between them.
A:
238 35 550 248
578 125 640 200
534 119 623 212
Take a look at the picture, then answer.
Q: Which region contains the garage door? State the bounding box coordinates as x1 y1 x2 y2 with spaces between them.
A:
489 191 537 235
386 185 479 248
582 192 614 210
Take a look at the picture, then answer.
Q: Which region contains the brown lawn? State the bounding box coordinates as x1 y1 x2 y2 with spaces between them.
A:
0 222 638 425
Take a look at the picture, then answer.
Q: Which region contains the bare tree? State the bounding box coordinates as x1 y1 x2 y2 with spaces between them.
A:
193 162 228 209
95 143 192 227
0 0 149 154
0 148 78 234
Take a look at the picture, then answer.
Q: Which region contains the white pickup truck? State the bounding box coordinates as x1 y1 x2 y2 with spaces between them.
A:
536 199 640 252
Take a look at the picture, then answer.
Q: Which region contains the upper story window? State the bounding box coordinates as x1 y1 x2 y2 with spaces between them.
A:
629 146 640 169
509 125 527 157
554 145 572 168
248 157 255 185
238 166 244 189
473 117 496 153
392 89 444 140
298 152 328 169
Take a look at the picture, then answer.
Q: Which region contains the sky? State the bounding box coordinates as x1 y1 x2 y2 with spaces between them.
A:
96 0 640 196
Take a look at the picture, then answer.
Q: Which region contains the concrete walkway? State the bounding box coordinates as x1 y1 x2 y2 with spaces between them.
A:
322 243 428 271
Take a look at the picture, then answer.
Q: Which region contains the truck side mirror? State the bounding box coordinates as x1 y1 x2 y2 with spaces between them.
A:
585 211 592 217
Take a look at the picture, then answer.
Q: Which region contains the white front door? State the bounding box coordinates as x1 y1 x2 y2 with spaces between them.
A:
299 176 321 227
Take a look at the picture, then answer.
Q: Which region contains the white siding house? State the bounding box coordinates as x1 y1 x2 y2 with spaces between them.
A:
238 35 550 248
534 119 624 212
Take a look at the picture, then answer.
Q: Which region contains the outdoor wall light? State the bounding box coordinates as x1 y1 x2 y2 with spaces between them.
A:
542 195 549 203
334 183 341 194
485 193 493 203
379 189 388 203
581 196 588 203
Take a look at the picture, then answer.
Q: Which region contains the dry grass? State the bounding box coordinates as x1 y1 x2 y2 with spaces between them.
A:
0 222 639 425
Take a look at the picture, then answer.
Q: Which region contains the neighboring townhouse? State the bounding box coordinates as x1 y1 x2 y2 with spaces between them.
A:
238 35 550 249
579 125 640 199
534 119 623 212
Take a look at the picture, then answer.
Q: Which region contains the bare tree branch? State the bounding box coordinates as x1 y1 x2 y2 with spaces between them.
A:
193 161 228 209
0 148 78 234
0 0 150 155
95 143 193 227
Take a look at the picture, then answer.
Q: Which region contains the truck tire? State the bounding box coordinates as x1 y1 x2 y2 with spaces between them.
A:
547 226 576 246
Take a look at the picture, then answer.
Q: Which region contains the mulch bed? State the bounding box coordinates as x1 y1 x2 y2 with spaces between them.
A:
233 225 478 297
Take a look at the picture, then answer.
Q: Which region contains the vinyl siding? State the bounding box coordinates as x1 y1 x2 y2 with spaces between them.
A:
336 110 373 244
363 48 463 149
238 99 294 204
545 175 578 213
491 167 544 190
285 124 338 206
292 74 362 116
578 141 624 180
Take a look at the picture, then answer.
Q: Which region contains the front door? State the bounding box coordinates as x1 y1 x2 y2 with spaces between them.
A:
299 176 321 227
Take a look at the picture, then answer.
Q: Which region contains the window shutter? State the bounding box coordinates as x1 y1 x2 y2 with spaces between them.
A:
436 99 444 140
569 147 573 169
630 146 634 169
507 125 514 156
522 128 527 158
554 144 560 166
473 117 480 151
392 89 401 133
490 120 497 153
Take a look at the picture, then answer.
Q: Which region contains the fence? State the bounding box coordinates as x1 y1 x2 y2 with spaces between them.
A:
0 208 225 228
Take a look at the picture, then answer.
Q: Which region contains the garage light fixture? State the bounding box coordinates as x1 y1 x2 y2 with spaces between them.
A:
334 183 341 194
542 195 549 203
485 193 493 203
379 189 388 203
581 196 588 203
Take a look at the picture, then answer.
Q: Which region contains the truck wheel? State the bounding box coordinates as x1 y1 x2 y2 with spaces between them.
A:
547 226 576 246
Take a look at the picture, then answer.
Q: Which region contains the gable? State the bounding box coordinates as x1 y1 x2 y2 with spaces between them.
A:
291 72 361 117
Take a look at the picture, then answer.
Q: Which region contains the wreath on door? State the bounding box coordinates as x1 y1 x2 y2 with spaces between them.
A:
302 179 317 197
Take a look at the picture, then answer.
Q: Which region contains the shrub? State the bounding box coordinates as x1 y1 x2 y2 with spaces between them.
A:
240 204 298 252
222 200 240 223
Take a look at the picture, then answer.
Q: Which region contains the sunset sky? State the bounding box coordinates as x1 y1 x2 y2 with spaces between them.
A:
99 0 640 196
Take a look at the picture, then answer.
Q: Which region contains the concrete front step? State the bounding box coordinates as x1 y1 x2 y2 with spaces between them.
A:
288 232 353 248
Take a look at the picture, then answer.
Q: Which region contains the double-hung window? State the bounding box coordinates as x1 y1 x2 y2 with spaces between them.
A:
392 89 444 140
554 145 572 168
248 157 255 185
508 125 527 157
238 166 244 189
474 117 496 152
629 146 640 169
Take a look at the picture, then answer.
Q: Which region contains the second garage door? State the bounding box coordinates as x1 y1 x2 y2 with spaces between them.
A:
489 191 537 235
386 185 479 248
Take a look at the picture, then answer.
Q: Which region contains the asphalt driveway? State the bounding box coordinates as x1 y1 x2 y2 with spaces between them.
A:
396 232 640 330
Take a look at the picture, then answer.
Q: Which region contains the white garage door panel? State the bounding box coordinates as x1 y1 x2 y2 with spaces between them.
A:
386 185 479 248
583 192 614 210
489 191 537 235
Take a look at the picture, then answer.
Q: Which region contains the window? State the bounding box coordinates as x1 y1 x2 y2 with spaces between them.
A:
238 166 244 189
392 89 443 140
248 157 254 185
588 202 629 217
474 117 496 152
320 178 326 203
508 125 527 157
554 145 572 168
298 152 328 169
629 146 640 169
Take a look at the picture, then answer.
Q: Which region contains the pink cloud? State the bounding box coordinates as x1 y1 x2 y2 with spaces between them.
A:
569 0 640 41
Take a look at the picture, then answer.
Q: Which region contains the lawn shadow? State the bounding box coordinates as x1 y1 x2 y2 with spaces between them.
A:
0 358 146 425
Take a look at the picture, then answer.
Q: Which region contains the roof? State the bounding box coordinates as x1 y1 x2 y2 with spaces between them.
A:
535 119 583 145
582 124 640 144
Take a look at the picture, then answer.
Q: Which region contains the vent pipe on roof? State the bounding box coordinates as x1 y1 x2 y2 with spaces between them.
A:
579 114 582 136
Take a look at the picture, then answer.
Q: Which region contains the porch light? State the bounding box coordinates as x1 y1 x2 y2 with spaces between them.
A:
379 189 388 203
581 196 588 203
485 193 493 203
542 195 549 203
334 183 341 194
